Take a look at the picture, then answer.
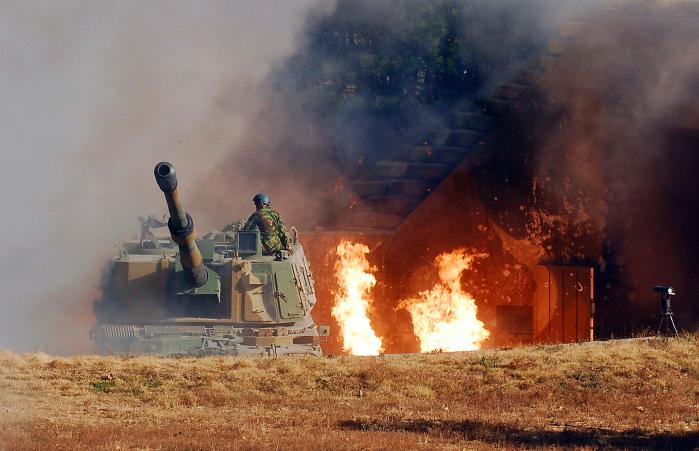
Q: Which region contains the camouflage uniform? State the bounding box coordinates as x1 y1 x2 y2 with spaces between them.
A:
138 214 168 247
242 206 290 255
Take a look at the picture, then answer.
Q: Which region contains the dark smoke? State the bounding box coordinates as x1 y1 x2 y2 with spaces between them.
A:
194 0 610 354
476 1 699 335
535 2 699 334
202 0 599 230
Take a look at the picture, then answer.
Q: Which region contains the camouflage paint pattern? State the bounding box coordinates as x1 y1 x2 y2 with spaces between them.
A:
243 206 290 255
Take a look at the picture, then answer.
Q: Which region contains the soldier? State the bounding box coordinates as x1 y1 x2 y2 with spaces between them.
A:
242 193 291 255
137 214 168 248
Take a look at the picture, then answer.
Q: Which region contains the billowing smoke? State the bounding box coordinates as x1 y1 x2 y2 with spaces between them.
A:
528 1 699 333
202 0 600 230
4 0 691 355
0 0 602 354
201 0 607 354
0 0 318 353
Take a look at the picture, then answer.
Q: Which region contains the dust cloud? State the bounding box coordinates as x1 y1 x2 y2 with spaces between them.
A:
0 0 320 353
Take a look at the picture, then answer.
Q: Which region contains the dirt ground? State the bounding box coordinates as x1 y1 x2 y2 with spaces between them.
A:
0 336 697 450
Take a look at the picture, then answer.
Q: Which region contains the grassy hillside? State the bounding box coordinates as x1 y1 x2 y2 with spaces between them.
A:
0 336 697 450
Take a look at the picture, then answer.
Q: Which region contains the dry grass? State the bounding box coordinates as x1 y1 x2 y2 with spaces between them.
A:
0 336 697 450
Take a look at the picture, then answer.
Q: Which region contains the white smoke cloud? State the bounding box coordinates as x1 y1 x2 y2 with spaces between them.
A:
0 0 321 353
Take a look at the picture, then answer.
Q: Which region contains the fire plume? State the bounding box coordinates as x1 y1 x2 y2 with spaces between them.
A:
331 241 383 356
401 250 490 352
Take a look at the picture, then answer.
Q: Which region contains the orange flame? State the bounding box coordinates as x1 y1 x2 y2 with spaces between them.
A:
401 250 490 352
331 241 383 355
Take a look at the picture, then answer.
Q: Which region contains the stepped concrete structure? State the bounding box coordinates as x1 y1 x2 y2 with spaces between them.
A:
343 24 584 232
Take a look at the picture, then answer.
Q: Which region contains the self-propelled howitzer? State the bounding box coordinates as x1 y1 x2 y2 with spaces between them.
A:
91 162 328 356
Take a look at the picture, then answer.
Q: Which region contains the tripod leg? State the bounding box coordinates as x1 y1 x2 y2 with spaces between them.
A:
668 315 679 337
657 316 665 335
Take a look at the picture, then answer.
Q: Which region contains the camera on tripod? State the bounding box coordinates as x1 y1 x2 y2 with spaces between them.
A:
654 285 678 337
653 285 675 314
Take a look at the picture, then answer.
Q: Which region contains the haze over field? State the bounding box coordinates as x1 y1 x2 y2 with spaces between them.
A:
0 0 318 353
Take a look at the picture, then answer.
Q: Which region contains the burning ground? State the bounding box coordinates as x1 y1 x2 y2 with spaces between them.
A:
330 240 491 356
1 336 697 450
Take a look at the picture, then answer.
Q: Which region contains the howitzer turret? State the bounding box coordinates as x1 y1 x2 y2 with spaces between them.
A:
154 162 207 287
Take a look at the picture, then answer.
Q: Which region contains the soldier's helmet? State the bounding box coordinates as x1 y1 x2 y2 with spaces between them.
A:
253 193 270 207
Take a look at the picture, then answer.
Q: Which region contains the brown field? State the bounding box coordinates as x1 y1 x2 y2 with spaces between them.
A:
0 336 697 450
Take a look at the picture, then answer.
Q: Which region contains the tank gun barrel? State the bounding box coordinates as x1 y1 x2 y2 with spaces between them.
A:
154 162 208 287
